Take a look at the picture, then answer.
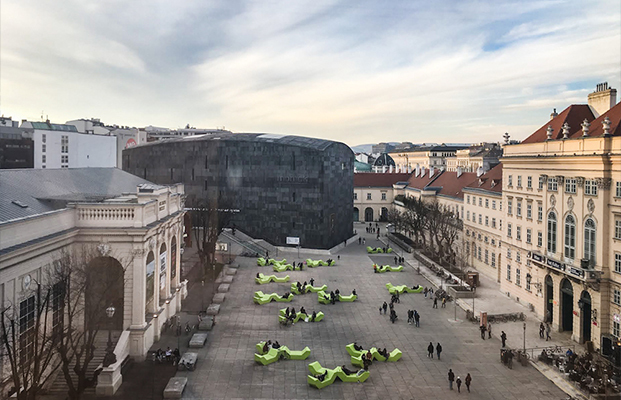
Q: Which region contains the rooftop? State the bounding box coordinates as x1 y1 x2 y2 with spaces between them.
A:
463 163 503 194
354 173 412 187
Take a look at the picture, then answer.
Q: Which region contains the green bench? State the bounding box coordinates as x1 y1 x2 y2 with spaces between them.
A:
273 264 302 272
254 342 311 365
317 291 357 304
374 265 403 273
255 273 291 284
306 362 370 389
253 291 294 305
290 282 328 294
347 344 402 366
385 283 423 294
366 247 393 254
306 258 335 267
278 309 325 323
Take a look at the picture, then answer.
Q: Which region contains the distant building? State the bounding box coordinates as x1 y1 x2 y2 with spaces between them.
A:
393 142 415 151
446 142 502 174
354 173 411 222
123 133 354 249
144 125 231 141
0 125 34 169
372 142 395 154
21 120 116 169
390 144 469 172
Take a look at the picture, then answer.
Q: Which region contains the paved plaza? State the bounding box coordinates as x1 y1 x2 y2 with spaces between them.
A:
175 229 568 400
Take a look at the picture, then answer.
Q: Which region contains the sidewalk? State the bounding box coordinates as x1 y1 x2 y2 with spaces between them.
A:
383 232 587 400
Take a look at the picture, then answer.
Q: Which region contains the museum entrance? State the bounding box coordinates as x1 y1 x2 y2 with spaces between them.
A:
353 207 359 222
545 275 554 323
560 278 573 332
364 207 373 222
86 256 124 330
380 207 388 221
580 291 592 343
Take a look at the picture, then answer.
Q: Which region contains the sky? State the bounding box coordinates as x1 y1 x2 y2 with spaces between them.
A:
1 0 620 146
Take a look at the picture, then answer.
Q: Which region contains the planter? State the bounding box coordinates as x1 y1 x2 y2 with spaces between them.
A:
447 285 476 299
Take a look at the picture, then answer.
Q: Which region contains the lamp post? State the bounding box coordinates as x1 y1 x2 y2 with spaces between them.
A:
523 322 526 354
103 305 117 367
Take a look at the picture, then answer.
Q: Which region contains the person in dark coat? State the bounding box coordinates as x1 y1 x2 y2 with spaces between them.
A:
456 376 462 393
414 310 420 327
427 342 434 358
433 297 438 308
539 322 545 338
436 343 443 360
448 369 455 390
501 331 507 347
465 373 472 392
382 301 388 314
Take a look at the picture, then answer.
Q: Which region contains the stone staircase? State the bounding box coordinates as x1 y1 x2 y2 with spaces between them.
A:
221 229 270 257
46 330 121 396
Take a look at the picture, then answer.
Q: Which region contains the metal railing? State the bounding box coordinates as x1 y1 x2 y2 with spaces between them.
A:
220 230 269 257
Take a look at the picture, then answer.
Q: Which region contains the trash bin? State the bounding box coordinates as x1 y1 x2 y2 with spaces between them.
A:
467 272 479 287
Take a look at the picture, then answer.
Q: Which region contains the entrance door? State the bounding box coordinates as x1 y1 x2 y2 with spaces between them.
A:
581 291 592 343
353 207 359 222
380 207 388 221
560 278 573 332
364 207 373 222
545 275 554 323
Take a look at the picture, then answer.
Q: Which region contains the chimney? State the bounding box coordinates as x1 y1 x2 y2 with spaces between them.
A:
429 166 435 178
420 166 425 176
588 82 617 117
389 165 393 173
407 165 412 174
550 108 558 120
476 166 484 177
457 166 463 178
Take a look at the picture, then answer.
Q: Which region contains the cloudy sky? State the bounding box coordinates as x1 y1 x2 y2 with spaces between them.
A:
1 0 619 146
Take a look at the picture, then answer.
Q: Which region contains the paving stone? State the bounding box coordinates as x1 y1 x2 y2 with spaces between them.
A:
188 332 208 348
212 293 226 303
198 317 214 331
222 275 234 283
205 303 220 315
218 284 230 292
163 377 187 399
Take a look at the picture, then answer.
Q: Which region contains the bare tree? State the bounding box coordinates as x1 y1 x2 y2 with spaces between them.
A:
1 280 60 400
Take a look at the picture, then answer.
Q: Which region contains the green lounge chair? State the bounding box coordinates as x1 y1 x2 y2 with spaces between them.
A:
305 259 322 268
388 349 402 361
346 343 365 357
348 344 402 365
255 273 291 284
385 283 423 294
307 368 338 389
386 248 393 253
257 257 268 266
307 363 369 389
254 344 311 365
376 265 403 273
273 264 301 272
278 309 325 323
291 282 328 294
254 347 281 365
280 345 311 360
253 292 294 305
338 294 357 302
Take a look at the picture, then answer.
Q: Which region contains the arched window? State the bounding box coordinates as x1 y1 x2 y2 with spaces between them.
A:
547 212 557 254
564 214 575 259
584 218 596 266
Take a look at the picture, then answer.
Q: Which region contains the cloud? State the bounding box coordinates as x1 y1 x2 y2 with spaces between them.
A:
1 0 619 144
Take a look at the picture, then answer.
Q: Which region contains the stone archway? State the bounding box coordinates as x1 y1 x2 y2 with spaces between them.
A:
364 207 373 222
560 278 574 332
86 256 124 330
545 275 554 323
380 207 388 222
580 291 592 343
353 207 359 222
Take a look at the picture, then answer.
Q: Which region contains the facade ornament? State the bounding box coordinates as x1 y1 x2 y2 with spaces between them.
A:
576 177 585 188
503 132 510 144
540 174 548 184
602 116 611 136
550 194 556 208
561 122 570 139
567 197 574 211
148 237 156 251
555 175 565 184
97 243 112 257
595 177 611 190
581 119 590 137
587 199 595 214
546 126 554 140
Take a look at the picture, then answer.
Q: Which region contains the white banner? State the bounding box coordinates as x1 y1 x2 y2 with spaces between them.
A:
286 237 300 245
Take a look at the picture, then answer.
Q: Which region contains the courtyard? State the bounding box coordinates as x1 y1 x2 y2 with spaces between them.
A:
176 229 568 400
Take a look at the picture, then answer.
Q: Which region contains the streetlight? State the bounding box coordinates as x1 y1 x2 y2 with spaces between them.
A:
103 305 116 367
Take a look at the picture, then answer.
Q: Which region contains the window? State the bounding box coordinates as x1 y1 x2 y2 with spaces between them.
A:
19 296 36 366
507 265 511 281
516 226 521 241
491 252 496 268
547 177 558 191
614 321 620 339
353 193 358 200
472 196 476 204
547 212 557 253
472 212 476 223
61 135 69 153
584 218 596 266
366 193 372 200
616 218 621 239
517 201 522 217
479 198 482 207
508 199 513 215
485 250 489 264
527 176 532 189
516 268 521 286
485 199 489 208
616 253 621 273
292 192 296 202
485 216 489 226
538 204 543 222
52 282 65 336
381 193 387 201
537 231 543 247
564 215 576 259
508 175 513 187
614 289 621 305
42 144 46 153
42 134 46 143
565 178 576 194
478 214 482 225
517 176 522 187
466 211 470 221
616 181 621 198
491 239 496 246
516 252 521 263
42 155 46 163
507 248 512 259
526 228 532 244
61 155 68 167
538 176 545 190
467 195 470 204
585 180 598 196
477 247 482 260
492 218 496 228
500 201 502 211
527 204 532 220
507 223 512 237
492 200 496 210
477 233 482 241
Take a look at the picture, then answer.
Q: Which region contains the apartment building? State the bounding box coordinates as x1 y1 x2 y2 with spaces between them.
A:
390 144 468 172
500 83 620 349
446 143 502 173
353 173 411 222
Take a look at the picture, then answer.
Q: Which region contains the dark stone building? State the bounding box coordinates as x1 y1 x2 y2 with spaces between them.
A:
123 133 354 249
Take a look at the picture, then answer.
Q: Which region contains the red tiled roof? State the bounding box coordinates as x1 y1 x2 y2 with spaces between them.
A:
521 105 595 144
353 173 412 187
464 164 503 194
427 171 478 199
572 101 621 138
406 170 438 190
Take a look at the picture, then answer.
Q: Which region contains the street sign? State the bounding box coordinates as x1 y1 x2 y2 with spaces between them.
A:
286 237 300 245
216 242 228 251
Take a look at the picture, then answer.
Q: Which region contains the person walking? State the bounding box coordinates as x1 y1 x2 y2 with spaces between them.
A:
358 237 361 245
427 342 434 358
382 301 388 314
448 369 455 390
488 322 492 339
480 324 487 340
433 297 438 308
539 322 545 339
545 323 551 341
436 343 442 360
424 287 428 298
456 376 462 393
442 297 446 308
501 331 507 347
465 373 472 392
414 310 420 327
